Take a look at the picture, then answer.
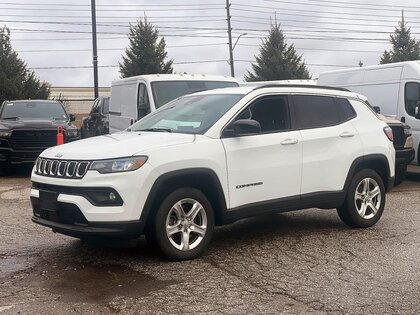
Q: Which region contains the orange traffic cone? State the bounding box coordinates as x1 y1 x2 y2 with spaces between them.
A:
57 125 64 145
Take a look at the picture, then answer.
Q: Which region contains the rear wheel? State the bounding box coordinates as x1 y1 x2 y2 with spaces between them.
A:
146 187 214 261
337 169 385 228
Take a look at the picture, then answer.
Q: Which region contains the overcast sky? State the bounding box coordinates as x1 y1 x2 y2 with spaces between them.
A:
3 0 420 87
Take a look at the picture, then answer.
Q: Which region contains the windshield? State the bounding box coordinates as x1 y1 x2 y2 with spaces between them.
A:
151 80 239 108
130 93 244 135
0 101 68 120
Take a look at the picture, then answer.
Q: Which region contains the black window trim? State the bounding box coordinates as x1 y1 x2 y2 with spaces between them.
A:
221 94 294 138
290 93 357 131
404 81 420 117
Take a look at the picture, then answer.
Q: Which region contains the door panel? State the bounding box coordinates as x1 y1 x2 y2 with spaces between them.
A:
222 131 302 209
300 121 361 194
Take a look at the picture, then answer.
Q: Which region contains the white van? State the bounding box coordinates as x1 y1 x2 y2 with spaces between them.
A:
318 61 420 165
109 74 239 133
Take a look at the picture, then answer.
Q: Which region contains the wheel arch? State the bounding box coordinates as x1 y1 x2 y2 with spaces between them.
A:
344 154 393 193
140 168 228 227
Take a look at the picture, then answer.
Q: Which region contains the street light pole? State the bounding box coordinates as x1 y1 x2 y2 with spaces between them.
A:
91 0 99 99
225 0 234 77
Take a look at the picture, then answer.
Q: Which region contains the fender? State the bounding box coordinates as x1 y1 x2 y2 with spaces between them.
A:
140 168 228 225
342 154 393 192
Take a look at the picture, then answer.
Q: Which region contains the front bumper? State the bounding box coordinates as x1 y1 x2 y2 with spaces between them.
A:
0 147 42 164
31 216 144 239
395 148 415 167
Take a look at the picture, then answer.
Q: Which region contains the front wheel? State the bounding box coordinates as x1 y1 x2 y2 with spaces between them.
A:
147 188 214 261
337 169 385 228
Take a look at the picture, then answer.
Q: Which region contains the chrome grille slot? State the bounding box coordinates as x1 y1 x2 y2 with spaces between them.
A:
34 158 90 179
66 162 77 177
50 160 59 175
58 161 67 176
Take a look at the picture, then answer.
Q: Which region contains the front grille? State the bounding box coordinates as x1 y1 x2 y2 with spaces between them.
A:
390 125 405 149
34 158 90 179
10 130 57 149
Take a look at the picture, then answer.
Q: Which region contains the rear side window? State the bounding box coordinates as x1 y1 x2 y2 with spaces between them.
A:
293 95 342 129
336 97 356 121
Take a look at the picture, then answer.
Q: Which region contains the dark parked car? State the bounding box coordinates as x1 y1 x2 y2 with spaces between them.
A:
80 97 109 138
0 100 79 171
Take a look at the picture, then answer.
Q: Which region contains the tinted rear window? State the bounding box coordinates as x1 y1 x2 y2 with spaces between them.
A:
293 95 341 129
336 97 356 121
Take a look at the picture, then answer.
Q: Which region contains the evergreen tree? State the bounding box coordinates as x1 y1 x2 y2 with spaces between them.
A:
0 26 50 104
119 18 173 77
380 11 420 64
245 23 310 82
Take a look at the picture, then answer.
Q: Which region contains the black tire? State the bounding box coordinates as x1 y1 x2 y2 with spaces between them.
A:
146 187 214 261
337 169 386 228
394 165 407 186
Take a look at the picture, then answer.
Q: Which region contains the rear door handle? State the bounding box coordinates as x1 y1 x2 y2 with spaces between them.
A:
339 131 355 138
281 139 299 145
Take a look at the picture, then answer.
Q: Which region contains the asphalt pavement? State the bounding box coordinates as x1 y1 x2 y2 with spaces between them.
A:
0 166 419 314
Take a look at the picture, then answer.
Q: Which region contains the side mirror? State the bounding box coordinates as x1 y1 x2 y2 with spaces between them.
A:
372 106 381 114
222 119 261 137
415 102 420 119
69 114 76 122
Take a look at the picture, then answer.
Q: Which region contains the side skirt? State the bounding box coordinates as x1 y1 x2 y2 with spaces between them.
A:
222 191 345 224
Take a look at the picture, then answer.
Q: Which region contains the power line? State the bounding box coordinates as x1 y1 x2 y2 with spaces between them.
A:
0 2 224 7
0 6 225 11
233 5 418 20
27 61 359 70
264 0 420 13
307 0 420 10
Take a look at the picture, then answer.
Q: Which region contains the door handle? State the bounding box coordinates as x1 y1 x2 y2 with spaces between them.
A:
339 131 355 138
281 139 299 145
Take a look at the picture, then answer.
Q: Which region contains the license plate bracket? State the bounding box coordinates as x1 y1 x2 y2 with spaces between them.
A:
39 191 59 211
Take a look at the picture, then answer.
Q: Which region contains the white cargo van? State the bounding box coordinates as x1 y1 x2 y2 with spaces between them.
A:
109 74 239 133
317 61 420 165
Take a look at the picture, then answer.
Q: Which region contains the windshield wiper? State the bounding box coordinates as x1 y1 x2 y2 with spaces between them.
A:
137 128 172 133
1 117 20 120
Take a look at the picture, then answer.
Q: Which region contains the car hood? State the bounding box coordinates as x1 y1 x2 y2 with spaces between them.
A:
0 118 74 130
40 132 195 160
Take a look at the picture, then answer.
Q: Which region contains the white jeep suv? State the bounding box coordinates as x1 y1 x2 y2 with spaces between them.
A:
31 85 395 260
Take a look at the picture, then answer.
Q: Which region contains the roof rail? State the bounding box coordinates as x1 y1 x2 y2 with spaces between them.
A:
252 84 350 92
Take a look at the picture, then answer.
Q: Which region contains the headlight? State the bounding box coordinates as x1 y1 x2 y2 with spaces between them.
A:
0 131 11 138
65 129 79 137
89 156 148 174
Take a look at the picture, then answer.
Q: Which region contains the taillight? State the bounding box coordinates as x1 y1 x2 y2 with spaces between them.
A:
383 126 393 142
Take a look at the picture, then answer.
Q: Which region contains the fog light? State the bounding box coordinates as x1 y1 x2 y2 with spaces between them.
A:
109 192 116 201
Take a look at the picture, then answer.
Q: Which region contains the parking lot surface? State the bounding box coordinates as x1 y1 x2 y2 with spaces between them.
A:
1 166 420 314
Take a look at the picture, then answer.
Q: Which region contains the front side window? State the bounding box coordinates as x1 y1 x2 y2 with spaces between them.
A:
405 82 420 116
0 101 68 120
293 95 341 129
137 84 150 119
235 95 290 133
102 98 110 114
130 94 244 135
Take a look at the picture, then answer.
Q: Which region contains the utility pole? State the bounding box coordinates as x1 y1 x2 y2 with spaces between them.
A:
225 0 234 77
91 0 99 99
